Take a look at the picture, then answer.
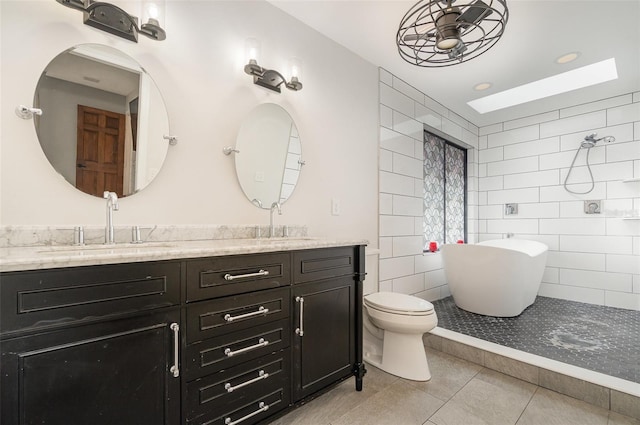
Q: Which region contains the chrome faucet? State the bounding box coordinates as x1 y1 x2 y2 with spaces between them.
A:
270 202 282 238
103 191 119 244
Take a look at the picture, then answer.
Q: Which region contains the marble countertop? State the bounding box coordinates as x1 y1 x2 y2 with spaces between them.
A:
0 237 369 272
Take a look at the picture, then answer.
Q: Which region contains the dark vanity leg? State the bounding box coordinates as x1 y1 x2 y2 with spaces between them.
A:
353 362 367 391
354 245 367 391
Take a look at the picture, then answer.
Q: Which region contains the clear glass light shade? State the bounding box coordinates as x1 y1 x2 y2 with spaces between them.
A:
289 57 303 81
245 38 261 63
141 0 165 28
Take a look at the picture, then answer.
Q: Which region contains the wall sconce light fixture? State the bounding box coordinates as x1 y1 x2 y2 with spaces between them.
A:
56 0 167 42
243 39 303 93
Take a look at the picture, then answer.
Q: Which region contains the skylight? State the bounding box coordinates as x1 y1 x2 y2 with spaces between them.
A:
467 58 618 114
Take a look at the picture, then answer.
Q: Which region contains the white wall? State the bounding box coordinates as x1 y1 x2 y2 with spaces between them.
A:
477 94 640 311
377 68 480 300
0 1 378 247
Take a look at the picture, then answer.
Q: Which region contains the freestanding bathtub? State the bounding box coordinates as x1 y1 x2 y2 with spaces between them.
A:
441 239 548 317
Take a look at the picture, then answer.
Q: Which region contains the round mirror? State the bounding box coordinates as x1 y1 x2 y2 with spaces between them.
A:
235 103 303 208
34 44 170 198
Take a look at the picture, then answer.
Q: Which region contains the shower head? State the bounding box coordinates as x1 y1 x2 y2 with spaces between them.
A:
581 133 615 148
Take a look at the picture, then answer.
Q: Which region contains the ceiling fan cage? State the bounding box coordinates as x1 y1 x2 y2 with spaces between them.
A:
397 0 509 67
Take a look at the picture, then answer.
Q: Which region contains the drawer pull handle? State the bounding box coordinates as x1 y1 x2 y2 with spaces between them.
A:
295 296 304 337
224 306 269 322
224 370 269 393
224 401 269 425
224 269 269 281
169 323 180 378
224 338 269 357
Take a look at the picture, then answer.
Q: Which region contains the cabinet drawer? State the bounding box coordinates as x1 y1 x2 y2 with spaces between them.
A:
187 387 289 425
293 247 356 284
186 287 290 343
185 319 290 379
185 350 290 423
187 253 290 302
0 261 181 337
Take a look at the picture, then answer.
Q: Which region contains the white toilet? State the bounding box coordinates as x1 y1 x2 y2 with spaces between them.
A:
363 292 438 381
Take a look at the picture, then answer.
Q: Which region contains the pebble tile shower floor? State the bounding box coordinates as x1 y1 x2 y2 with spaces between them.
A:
432 296 640 383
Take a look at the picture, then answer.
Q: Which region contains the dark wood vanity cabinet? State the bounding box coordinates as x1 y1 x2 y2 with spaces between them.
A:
0 245 366 425
291 247 361 401
0 262 182 425
183 253 292 425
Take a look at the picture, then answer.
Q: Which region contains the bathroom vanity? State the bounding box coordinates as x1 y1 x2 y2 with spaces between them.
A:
0 239 366 425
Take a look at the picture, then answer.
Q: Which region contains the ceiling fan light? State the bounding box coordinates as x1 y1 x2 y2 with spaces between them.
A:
435 7 461 50
437 37 460 50
396 0 509 67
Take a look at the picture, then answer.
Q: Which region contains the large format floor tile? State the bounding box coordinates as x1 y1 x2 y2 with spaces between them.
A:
429 369 537 425
516 387 609 425
331 379 444 425
407 348 482 402
271 349 639 425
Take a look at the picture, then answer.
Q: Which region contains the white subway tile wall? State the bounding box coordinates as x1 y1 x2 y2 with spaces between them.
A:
378 68 479 302
478 91 640 311
379 68 640 311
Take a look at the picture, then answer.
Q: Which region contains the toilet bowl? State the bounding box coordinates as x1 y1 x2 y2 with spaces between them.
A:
363 292 437 381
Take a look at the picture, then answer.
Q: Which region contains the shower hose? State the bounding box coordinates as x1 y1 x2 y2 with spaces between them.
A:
563 145 595 194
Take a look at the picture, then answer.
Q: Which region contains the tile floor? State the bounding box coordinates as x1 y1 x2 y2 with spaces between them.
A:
270 348 640 425
432 296 640 383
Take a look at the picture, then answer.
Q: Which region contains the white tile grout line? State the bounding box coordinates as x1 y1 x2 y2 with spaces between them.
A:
431 327 640 397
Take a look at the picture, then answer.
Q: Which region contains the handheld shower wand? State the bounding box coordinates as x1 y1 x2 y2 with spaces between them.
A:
564 133 615 194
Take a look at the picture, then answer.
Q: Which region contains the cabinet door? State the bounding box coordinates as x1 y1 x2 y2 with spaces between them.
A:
1 310 181 425
292 277 355 401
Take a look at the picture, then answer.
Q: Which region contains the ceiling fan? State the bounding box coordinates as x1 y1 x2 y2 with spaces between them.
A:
396 0 509 67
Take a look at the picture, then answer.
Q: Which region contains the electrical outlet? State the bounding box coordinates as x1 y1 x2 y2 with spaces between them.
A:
331 198 341 216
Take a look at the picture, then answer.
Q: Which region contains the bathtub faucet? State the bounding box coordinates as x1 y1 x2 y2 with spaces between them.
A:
504 203 518 215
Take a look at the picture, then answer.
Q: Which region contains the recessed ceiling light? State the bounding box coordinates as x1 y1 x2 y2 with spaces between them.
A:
556 52 580 64
467 58 618 114
474 82 492 91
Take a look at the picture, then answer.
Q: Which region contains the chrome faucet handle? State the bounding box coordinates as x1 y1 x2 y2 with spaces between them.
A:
131 226 142 244
271 202 282 214
131 225 158 244
73 226 85 246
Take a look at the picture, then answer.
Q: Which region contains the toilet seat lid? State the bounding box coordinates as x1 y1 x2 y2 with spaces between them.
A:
365 292 434 315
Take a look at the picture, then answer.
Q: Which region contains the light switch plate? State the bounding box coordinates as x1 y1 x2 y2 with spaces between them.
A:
331 198 341 216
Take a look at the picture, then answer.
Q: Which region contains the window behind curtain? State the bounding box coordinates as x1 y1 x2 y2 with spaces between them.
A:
423 131 467 250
